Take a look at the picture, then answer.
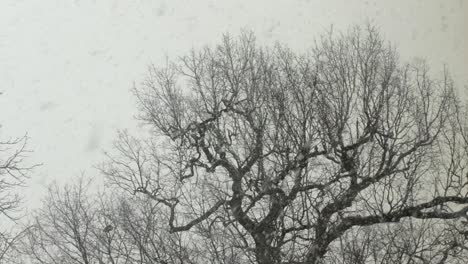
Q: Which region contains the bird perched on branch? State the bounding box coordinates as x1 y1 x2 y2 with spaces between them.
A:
103 224 114 233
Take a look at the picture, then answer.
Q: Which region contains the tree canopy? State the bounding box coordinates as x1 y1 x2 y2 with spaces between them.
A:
11 25 468 264
96 25 468 264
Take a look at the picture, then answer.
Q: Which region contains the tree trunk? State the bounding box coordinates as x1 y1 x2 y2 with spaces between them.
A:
305 244 328 264
254 234 281 264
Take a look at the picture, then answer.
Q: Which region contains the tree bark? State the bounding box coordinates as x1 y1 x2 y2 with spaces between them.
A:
254 234 281 264
305 245 327 264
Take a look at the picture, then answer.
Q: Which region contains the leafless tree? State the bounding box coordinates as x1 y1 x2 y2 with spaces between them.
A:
20 176 213 264
0 135 30 219
0 130 37 263
20 178 99 264
113 195 199 264
100 25 468 263
327 219 468 264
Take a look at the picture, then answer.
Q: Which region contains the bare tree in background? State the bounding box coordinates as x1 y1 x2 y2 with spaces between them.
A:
100 25 468 264
20 177 209 264
327 219 468 264
0 131 37 263
19 178 143 264
112 195 198 264
20 179 99 264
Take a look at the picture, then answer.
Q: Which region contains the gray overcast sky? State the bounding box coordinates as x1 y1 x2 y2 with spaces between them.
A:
0 0 467 207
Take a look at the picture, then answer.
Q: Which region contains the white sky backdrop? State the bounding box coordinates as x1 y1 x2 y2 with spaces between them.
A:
0 0 467 208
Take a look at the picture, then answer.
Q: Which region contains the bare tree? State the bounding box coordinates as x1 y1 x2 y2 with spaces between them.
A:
0 130 37 263
20 176 208 264
113 195 198 264
20 178 99 264
19 178 142 264
100 25 468 263
0 135 30 219
327 219 468 264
